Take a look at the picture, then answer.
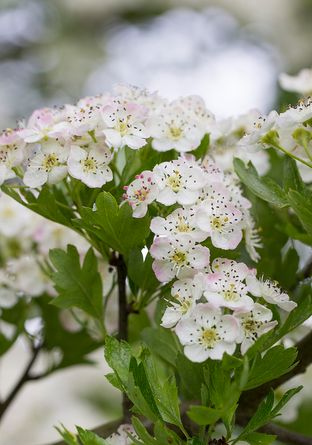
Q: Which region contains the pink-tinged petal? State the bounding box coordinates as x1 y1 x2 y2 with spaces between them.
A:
152 260 174 282
150 217 166 235
149 237 171 260
161 307 182 328
184 344 210 363
188 245 210 270
218 315 240 342
132 203 148 218
211 229 243 250
175 318 199 344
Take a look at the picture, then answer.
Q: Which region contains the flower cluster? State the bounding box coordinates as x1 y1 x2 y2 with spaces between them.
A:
238 97 312 181
124 154 261 262
0 86 216 190
162 258 296 362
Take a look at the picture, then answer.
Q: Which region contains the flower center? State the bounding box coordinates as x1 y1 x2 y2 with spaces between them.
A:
116 119 129 136
201 328 219 348
211 216 229 231
223 283 239 301
177 216 190 232
43 154 59 172
169 126 183 140
134 187 149 202
171 251 187 266
82 157 97 172
167 170 182 192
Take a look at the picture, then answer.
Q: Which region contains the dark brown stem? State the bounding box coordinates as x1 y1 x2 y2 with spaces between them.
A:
260 423 312 445
0 346 40 421
110 252 132 422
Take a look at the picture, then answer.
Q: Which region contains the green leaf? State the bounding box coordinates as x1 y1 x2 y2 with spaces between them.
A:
176 353 203 399
77 427 108 445
237 387 302 441
131 417 157 445
288 189 312 235
283 157 305 193
245 346 298 390
243 432 276 445
141 327 179 367
55 425 79 445
80 192 150 255
50 246 103 320
104 336 131 387
127 249 159 294
187 405 223 426
234 158 288 208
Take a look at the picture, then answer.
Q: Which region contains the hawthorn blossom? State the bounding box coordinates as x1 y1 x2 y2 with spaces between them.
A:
147 102 206 152
19 107 67 143
175 303 240 362
246 275 297 312
235 303 278 354
161 277 203 328
153 157 207 206
238 110 279 151
203 259 254 311
151 207 207 242
196 201 243 249
6 255 51 297
0 194 32 237
0 129 25 185
67 143 113 188
279 68 312 96
123 170 159 218
23 140 69 187
102 99 149 150
150 236 210 282
106 424 138 445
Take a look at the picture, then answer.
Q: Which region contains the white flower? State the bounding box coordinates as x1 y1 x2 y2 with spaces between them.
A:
6 255 50 297
277 97 312 127
239 111 278 151
151 207 207 242
175 303 240 362
102 99 149 150
20 107 67 143
0 129 25 185
161 277 203 328
0 194 32 237
106 424 138 445
203 258 254 311
279 68 312 96
246 275 297 312
23 140 69 187
67 143 113 188
150 236 210 282
196 201 243 250
153 157 207 206
123 170 159 218
235 303 278 354
147 101 207 152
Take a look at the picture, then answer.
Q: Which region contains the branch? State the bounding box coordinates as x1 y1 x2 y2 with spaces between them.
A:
0 345 40 421
240 330 312 414
110 253 132 423
261 423 312 445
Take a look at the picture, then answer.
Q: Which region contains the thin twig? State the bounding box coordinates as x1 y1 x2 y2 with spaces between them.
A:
261 423 312 445
0 346 40 421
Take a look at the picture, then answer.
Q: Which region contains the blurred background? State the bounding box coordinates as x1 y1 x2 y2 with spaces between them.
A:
0 0 312 443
